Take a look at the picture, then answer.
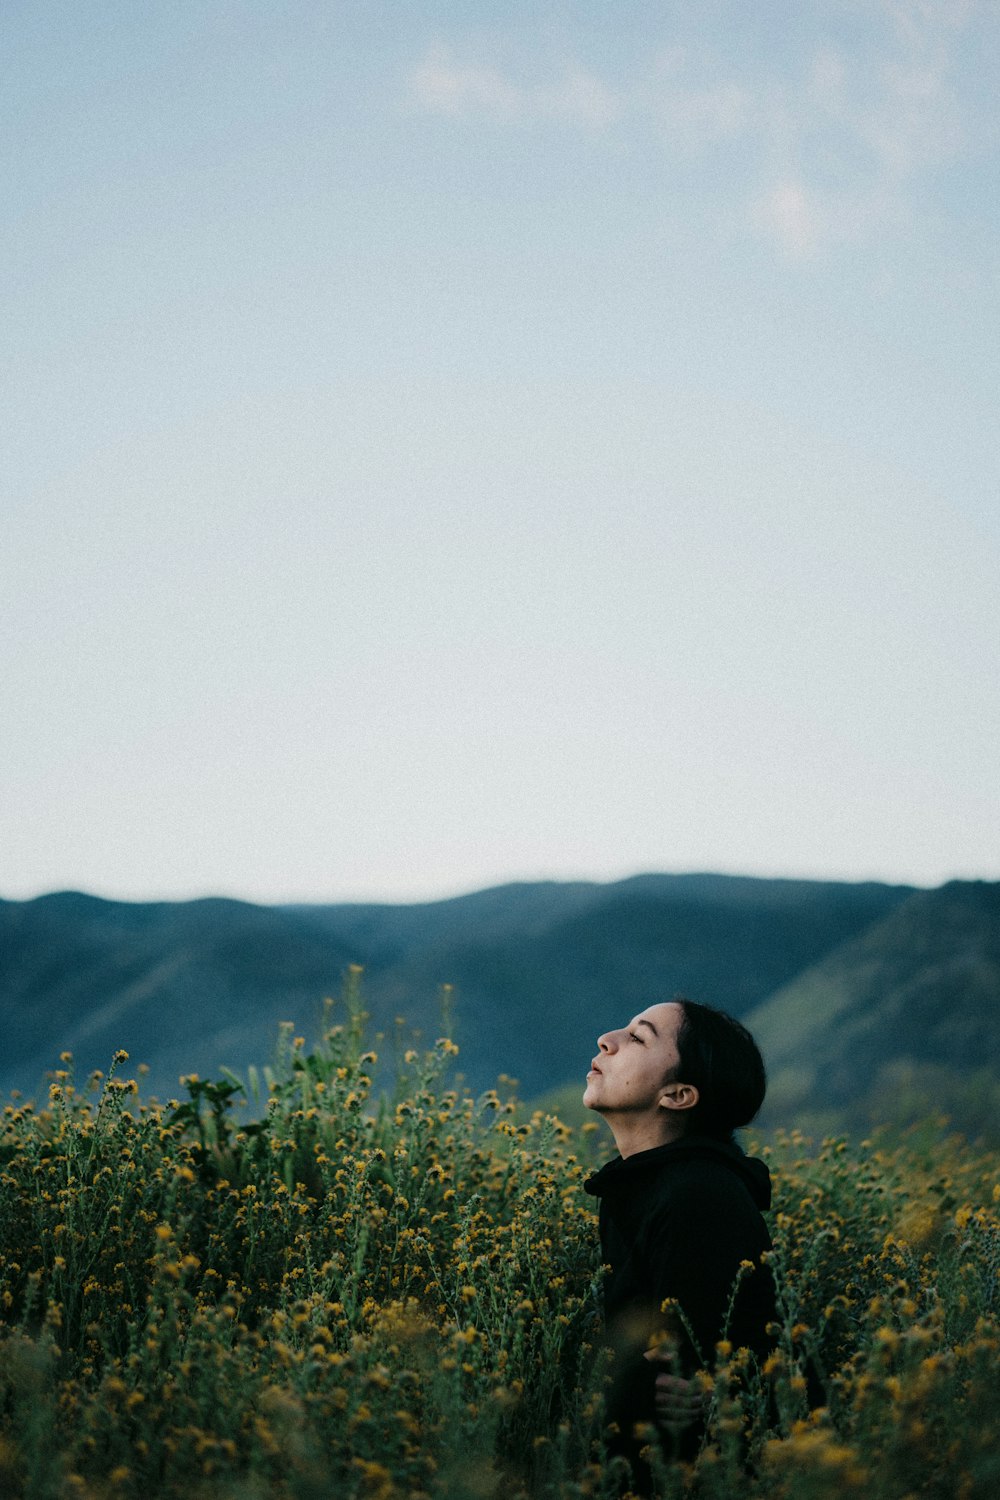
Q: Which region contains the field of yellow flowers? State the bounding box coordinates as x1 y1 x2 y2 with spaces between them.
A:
1 975 998 1499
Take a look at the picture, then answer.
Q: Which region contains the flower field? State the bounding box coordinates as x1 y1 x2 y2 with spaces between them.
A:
1 975 998 1498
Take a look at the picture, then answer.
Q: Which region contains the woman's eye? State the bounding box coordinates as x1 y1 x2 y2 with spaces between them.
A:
628 1031 643 1044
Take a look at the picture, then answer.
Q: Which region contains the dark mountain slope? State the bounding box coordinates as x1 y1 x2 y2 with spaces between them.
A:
747 881 1000 1139
0 893 358 1098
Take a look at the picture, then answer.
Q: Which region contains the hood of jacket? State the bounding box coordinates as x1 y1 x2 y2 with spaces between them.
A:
584 1133 772 1211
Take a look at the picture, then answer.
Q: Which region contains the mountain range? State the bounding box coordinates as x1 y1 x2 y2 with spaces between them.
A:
2 874 997 1139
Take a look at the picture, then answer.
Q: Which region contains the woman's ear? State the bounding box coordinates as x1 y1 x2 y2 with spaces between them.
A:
658 1082 699 1114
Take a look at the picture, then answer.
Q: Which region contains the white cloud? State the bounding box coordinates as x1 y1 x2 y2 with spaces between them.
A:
408 46 620 128
755 180 820 261
539 63 620 129
647 48 751 150
657 80 752 152
407 6 978 260
867 59 963 174
752 174 909 262
884 0 974 50
409 47 525 119
748 1 973 257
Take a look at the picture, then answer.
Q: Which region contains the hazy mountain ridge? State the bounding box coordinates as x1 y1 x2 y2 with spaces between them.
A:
1 874 914 1104
0 894 360 1098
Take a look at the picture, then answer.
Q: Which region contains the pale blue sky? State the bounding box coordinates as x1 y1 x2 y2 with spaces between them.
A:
5 1 999 902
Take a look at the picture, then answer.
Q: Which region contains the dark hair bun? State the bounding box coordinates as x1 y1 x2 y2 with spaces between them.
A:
674 999 766 1139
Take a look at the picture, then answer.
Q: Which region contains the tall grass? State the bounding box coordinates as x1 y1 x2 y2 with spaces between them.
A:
1 973 997 1497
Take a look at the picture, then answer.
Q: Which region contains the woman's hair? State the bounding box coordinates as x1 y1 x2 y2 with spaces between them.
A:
670 997 767 1140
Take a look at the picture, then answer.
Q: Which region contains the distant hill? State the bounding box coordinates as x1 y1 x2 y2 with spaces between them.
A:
0 874 911 1103
0 892 360 1102
747 881 1000 1142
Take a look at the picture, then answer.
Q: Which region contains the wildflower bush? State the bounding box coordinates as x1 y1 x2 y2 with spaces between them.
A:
0 972 997 1498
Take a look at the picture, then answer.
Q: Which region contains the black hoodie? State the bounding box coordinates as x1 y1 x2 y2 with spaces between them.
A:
584 1135 775 1457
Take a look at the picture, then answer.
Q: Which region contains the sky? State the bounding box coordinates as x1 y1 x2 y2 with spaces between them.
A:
4 0 999 905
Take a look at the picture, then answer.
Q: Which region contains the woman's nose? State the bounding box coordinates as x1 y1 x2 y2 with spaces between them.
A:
597 1033 612 1053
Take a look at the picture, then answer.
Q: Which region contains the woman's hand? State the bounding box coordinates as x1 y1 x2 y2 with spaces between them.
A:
643 1346 708 1430
652 1370 707 1428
